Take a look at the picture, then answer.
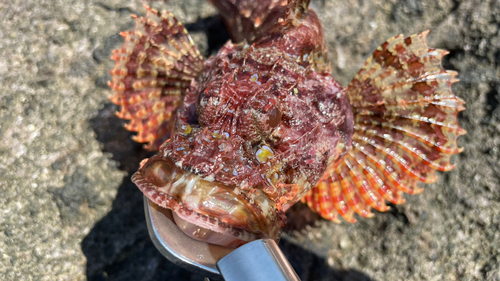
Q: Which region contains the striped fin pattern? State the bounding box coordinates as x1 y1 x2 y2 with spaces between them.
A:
109 5 204 150
303 31 466 223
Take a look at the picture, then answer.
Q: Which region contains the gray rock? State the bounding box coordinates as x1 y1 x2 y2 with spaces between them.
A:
0 0 498 280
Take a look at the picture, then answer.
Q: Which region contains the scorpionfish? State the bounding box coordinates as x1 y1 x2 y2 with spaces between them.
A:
109 0 465 248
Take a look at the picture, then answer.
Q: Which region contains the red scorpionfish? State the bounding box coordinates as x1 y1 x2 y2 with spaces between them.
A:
109 0 465 248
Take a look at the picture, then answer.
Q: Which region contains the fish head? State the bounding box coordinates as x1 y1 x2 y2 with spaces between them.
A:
133 34 353 248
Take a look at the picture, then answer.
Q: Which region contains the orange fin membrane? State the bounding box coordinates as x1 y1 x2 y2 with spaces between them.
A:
109 5 204 151
303 31 465 223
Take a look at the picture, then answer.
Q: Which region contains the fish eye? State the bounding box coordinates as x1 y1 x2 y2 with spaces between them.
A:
267 107 282 128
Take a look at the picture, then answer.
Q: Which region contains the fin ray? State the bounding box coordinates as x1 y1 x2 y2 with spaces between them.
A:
110 5 204 150
305 32 465 222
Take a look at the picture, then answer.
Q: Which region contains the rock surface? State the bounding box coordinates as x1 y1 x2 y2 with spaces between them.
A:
1 0 499 280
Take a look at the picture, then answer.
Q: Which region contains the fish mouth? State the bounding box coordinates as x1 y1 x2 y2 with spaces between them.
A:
132 155 282 248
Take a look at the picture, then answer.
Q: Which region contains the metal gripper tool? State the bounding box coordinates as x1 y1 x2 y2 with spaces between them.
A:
144 196 301 281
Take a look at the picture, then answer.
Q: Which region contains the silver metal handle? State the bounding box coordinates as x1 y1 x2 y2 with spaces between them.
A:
217 239 301 281
145 196 301 281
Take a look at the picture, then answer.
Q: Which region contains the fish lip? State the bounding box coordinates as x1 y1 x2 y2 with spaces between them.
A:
132 155 282 245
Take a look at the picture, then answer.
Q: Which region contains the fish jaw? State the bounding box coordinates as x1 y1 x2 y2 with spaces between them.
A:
132 155 285 248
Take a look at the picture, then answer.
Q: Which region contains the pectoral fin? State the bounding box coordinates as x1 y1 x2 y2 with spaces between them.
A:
304 31 466 223
109 5 205 150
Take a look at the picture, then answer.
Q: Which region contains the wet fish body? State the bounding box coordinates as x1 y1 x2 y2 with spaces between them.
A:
109 0 465 247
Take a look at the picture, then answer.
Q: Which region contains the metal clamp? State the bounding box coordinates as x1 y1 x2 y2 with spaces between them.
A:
217 238 300 281
144 196 301 281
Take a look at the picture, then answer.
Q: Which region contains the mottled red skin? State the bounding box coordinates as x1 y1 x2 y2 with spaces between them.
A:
128 1 353 242
163 8 352 208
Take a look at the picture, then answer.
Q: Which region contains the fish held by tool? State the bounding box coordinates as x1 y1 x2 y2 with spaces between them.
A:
109 0 465 248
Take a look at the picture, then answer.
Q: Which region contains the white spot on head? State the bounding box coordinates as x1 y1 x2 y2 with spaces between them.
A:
261 198 270 214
